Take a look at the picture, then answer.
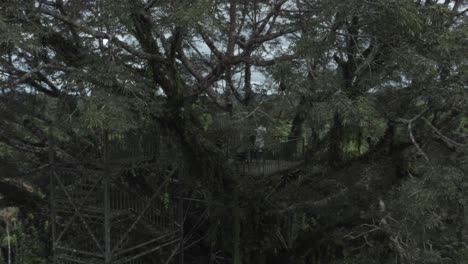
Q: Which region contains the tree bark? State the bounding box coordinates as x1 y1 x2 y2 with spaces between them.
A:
6 223 11 264
290 97 307 140
328 112 344 168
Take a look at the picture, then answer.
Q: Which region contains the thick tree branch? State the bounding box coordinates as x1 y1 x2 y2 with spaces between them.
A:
40 9 168 64
422 117 467 148
237 54 296 66
226 0 238 57
199 31 225 60
177 48 204 82
185 41 214 68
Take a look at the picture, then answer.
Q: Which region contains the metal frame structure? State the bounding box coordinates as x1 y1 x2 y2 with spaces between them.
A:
49 128 305 264
49 131 184 264
235 136 306 177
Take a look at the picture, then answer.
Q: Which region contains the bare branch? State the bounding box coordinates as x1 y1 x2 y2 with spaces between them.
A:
354 43 380 79
248 27 297 48
177 48 204 82
9 62 46 87
453 0 464 12
40 9 168 64
396 110 433 167
408 120 431 165
186 41 213 68
278 188 349 213
144 0 158 11
251 0 288 38
422 117 467 148
199 31 225 60
237 54 296 66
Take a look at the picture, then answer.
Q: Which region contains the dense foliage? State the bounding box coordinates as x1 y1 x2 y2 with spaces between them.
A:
0 0 467 263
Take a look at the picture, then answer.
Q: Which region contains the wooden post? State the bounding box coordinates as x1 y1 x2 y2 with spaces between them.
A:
232 190 241 264
302 137 307 164
179 198 184 264
48 134 57 264
262 150 265 176
103 130 112 264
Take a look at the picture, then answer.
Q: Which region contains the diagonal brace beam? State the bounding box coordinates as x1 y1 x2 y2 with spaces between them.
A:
55 171 105 254
112 175 173 252
55 174 103 246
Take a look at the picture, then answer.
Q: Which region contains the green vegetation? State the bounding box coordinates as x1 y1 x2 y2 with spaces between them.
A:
0 0 466 263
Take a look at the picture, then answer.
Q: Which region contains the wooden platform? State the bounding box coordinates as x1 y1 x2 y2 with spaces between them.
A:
239 159 303 177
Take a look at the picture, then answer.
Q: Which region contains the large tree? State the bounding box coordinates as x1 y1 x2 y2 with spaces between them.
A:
0 0 467 263
0 0 299 262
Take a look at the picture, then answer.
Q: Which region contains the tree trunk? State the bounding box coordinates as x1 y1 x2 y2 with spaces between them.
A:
357 128 363 154
328 112 344 168
6 223 10 264
289 97 307 158
162 92 243 264
290 97 307 139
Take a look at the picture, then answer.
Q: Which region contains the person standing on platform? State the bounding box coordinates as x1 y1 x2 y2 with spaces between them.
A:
253 125 267 161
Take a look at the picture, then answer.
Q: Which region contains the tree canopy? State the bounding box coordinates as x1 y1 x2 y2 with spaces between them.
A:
0 0 467 263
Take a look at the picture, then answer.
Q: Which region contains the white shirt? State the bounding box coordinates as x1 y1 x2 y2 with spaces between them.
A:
254 126 267 149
